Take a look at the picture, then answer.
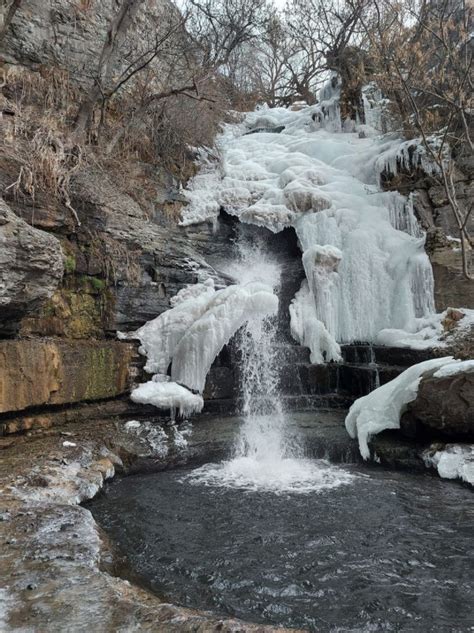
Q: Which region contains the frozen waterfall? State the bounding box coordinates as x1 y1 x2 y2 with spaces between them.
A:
181 88 437 362
126 276 278 417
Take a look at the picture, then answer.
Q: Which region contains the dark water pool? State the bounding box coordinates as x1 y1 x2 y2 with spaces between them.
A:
89 465 473 632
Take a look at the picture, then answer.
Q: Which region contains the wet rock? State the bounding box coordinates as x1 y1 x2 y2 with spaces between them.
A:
0 200 63 335
0 340 135 415
203 367 236 400
0 418 298 632
401 369 474 441
370 431 426 471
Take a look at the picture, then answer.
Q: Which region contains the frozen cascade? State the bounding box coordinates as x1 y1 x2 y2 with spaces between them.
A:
181 79 437 360
126 275 278 417
185 235 355 493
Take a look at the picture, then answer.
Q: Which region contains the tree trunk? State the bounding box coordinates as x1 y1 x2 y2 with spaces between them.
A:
0 0 22 44
73 0 145 139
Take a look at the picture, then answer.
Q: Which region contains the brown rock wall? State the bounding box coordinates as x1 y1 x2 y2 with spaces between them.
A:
0 339 135 414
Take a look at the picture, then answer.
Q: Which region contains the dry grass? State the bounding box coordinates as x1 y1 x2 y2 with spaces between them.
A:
2 66 85 222
0 62 235 228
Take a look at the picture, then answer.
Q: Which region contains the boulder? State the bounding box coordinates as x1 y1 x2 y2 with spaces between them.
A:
0 199 63 335
401 369 474 441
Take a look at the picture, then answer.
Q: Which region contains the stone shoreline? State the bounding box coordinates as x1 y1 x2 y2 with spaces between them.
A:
1 412 471 631
0 417 300 632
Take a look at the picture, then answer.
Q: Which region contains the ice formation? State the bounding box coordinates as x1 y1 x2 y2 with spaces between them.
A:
377 307 474 349
423 445 474 486
345 356 465 459
181 78 437 362
433 359 474 378
127 278 278 415
131 380 204 417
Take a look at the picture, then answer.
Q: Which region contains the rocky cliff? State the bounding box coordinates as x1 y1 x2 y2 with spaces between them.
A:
0 0 235 432
0 0 472 435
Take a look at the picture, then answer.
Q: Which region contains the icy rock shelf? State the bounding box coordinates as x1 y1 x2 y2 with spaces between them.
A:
181 95 438 366
124 278 278 416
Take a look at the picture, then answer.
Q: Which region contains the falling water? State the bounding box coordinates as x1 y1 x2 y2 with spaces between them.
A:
231 235 292 462
185 232 355 493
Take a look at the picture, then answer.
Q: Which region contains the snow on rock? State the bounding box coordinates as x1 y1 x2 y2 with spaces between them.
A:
377 307 474 350
126 278 278 415
180 82 438 363
423 444 474 486
131 380 204 417
433 359 474 379
345 357 461 460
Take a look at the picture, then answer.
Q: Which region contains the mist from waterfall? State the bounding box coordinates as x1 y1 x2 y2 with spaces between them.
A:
185 232 355 493
232 235 291 463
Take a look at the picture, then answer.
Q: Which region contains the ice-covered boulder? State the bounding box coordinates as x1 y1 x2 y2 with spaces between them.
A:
345 356 464 459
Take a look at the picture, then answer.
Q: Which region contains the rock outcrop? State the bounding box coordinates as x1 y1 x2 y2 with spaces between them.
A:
0 339 135 415
401 369 474 441
0 0 178 87
0 199 63 336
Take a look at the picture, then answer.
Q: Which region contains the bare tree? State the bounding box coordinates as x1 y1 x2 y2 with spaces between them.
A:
362 0 472 277
73 0 145 138
283 0 369 107
185 0 270 69
0 0 22 44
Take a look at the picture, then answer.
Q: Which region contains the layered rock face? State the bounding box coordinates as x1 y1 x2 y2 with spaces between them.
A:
0 339 135 414
0 0 236 425
0 199 63 335
417 176 474 310
1 0 179 85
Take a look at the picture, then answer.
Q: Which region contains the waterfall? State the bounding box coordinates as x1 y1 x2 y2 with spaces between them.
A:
231 235 294 462
185 231 355 493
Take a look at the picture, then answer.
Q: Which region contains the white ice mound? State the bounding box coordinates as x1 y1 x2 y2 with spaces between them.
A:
345 356 461 459
128 278 278 413
131 380 204 417
181 93 437 362
423 444 474 486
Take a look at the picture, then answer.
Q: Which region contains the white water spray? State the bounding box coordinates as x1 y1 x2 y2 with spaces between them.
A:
186 235 355 493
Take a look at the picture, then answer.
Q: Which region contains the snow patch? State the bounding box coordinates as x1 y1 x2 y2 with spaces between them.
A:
423 445 474 486
345 357 459 460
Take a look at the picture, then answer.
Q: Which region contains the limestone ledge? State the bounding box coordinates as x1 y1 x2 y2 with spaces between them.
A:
0 339 135 415
0 418 298 632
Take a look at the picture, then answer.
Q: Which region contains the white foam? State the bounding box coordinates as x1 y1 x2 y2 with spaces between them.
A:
185 457 355 494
